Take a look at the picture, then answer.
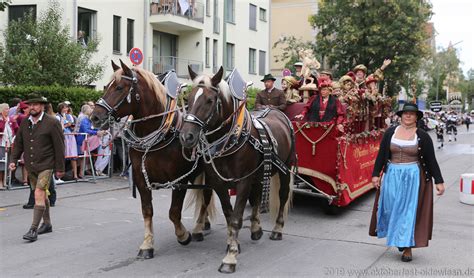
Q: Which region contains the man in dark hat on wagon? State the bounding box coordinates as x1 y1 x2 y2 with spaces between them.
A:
255 73 287 111
9 93 65 242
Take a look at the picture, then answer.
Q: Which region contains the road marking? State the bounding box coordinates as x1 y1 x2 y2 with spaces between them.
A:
95 220 133 226
100 197 118 201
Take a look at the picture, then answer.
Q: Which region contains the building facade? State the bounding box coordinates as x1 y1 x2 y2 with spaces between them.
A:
0 0 270 89
270 0 317 78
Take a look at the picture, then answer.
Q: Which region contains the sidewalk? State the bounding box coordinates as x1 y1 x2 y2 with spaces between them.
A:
0 176 130 208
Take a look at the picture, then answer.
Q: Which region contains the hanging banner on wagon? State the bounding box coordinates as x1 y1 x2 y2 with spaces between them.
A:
129 47 144 66
337 137 381 205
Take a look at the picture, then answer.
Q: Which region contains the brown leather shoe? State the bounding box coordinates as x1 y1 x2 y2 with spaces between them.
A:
23 229 38 242
37 223 53 235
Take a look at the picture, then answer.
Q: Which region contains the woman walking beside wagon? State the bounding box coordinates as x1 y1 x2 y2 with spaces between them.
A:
369 103 445 262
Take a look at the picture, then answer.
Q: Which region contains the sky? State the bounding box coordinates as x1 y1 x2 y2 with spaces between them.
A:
430 0 474 76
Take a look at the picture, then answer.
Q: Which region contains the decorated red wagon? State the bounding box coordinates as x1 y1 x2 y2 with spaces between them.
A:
285 103 385 209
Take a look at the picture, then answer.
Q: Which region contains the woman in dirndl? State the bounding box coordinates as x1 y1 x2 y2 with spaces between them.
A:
56 102 79 180
369 103 445 262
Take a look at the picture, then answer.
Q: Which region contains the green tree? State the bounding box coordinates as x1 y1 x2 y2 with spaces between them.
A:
273 36 319 73
459 69 474 110
0 0 11 12
425 47 462 102
0 1 104 86
310 0 433 95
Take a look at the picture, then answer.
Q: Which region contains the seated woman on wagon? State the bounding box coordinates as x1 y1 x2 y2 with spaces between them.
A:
295 78 345 132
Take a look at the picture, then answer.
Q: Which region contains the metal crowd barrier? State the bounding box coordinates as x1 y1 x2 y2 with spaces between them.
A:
1 131 115 190
0 132 17 190
62 132 113 184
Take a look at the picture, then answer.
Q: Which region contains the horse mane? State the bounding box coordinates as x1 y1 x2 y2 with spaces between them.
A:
192 74 231 103
111 68 167 110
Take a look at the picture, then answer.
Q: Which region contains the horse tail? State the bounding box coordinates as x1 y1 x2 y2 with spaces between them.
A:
206 191 217 222
184 174 217 222
269 172 292 223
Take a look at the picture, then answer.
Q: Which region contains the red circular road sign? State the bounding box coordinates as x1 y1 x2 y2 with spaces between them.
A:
129 47 143 66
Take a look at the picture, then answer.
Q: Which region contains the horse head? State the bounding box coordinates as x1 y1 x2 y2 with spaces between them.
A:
180 66 231 148
91 60 166 130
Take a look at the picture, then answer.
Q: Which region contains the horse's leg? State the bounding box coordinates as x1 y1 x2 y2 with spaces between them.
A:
191 188 214 241
211 184 234 249
204 215 211 231
218 182 251 274
248 184 263 241
270 173 291 241
169 188 192 245
135 178 155 259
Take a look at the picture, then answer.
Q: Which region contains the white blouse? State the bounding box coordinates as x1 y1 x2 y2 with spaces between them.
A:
391 126 418 146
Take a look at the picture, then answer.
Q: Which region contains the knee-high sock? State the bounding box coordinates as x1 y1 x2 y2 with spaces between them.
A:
31 205 45 230
43 199 51 225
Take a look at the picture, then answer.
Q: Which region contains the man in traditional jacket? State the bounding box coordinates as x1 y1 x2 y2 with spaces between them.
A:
255 74 287 111
10 93 65 242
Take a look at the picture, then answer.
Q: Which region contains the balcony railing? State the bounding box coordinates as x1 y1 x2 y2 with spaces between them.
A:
150 56 203 78
150 0 204 23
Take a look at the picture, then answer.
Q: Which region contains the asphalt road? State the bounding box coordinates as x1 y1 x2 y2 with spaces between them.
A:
1 127 473 278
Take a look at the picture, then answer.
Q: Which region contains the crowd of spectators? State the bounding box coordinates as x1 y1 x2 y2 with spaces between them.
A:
0 98 129 189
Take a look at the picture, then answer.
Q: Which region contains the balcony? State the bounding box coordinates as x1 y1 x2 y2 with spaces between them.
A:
150 56 203 78
150 0 204 31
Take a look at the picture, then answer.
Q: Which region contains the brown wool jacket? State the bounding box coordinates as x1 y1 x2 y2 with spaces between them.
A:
11 113 65 173
255 88 287 111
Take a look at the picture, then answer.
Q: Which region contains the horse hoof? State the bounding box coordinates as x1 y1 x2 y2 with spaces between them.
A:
178 232 192 246
137 248 154 259
204 222 211 231
218 263 236 274
269 231 283 241
226 244 241 254
251 228 263 241
192 233 204 242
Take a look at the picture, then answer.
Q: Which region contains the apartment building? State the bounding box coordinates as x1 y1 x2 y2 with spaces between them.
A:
270 0 317 78
0 0 270 89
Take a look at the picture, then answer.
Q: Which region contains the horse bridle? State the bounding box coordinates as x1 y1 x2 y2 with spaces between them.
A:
183 83 222 131
96 70 140 121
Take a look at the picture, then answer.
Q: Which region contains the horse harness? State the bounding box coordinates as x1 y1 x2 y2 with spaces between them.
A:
96 70 140 122
184 82 293 207
97 70 200 192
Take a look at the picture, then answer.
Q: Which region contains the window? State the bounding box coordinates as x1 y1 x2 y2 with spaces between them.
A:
213 39 218 73
226 43 235 70
259 8 266 22
225 0 235 23
126 19 134 54
113 15 121 53
213 0 220 34
206 0 211 16
259 50 266 75
205 37 210 68
249 4 257 31
78 7 97 45
249 48 256 74
8 5 36 22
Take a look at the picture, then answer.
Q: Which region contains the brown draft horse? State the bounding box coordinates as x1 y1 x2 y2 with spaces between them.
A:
180 66 294 273
91 60 216 260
